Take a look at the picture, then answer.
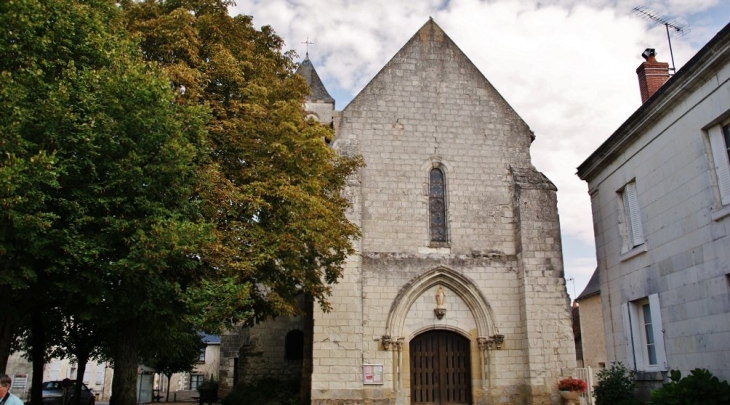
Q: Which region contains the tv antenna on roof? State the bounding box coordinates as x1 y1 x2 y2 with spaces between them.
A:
567 277 576 300
632 6 690 72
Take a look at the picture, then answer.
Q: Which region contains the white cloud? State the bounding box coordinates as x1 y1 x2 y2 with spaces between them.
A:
229 0 727 274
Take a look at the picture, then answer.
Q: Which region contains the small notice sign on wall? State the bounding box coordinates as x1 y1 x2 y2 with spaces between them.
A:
363 364 384 385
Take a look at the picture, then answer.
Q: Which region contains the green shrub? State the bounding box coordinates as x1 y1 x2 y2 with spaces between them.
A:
198 375 219 393
197 375 219 404
593 362 641 405
221 377 300 405
651 368 730 405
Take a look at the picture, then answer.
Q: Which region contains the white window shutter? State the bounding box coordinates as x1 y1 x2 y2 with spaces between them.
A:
51 360 60 380
83 367 91 384
709 125 730 205
621 302 636 370
625 182 644 247
648 294 668 371
622 190 634 247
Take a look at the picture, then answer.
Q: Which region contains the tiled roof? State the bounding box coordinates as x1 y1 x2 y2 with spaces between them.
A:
200 333 221 344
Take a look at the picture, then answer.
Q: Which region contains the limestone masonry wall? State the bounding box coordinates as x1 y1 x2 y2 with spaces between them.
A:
310 20 575 405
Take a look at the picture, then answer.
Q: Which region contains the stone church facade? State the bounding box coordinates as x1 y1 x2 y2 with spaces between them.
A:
220 19 575 405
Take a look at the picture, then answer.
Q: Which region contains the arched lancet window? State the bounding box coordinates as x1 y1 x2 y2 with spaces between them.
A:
285 330 304 361
429 168 447 242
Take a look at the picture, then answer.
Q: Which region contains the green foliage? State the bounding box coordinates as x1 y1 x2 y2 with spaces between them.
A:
197 374 219 404
144 328 205 378
4 0 361 401
593 362 641 405
651 368 730 405
198 375 219 394
222 378 300 405
122 0 364 325
1 0 212 318
1 0 213 402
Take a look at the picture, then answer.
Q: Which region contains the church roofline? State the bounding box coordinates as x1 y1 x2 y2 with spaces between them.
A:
340 18 533 139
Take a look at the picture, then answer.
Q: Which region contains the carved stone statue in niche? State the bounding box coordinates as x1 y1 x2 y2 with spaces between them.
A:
435 286 446 308
434 286 446 319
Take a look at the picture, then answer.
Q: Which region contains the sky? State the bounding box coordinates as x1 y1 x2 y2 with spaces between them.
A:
229 0 730 301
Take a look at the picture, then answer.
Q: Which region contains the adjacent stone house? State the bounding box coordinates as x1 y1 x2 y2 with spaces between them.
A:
221 19 576 405
577 23 730 400
161 333 221 401
574 269 607 370
4 353 114 401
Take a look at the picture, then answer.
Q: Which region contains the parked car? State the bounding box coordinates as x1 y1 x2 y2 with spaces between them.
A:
41 380 95 405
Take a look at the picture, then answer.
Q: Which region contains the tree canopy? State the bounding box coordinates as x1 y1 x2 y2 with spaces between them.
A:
122 0 363 323
2 0 362 404
1 0 211 403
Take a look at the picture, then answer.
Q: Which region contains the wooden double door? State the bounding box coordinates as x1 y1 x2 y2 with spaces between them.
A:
410 330 472 405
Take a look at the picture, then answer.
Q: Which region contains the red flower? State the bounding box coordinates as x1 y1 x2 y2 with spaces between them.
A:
558 377 587 393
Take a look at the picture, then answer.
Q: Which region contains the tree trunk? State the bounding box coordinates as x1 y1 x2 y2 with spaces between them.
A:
110 319 139 405
0 298 22 375
0 316 13 374
30 312 46 405
165 373 172 402
72 354 89 405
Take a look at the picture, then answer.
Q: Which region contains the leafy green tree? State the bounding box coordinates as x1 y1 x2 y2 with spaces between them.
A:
14 308 103 405
52 316 103 405
122 0 363 323
1 1 212 405
3 2 362 405
142 327 205 402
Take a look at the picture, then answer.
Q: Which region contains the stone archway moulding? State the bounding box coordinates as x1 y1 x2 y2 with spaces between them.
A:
384 266 498 339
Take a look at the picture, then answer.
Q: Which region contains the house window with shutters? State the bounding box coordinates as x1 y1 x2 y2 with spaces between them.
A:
708 122 730 211
621 294 667 372
429 168 447 244
618 180 644 254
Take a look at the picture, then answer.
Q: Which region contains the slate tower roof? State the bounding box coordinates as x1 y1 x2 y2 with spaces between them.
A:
296 57 335 103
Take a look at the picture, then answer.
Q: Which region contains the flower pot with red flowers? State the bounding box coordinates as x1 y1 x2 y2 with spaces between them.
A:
558 376 587 405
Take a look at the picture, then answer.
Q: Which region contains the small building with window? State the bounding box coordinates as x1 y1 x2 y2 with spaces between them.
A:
4 352 114 401
575 268 607 371
577 23 730 400
160 334 221 401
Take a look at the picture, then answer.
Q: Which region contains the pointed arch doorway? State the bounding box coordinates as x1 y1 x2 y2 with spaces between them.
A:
410 330 472 405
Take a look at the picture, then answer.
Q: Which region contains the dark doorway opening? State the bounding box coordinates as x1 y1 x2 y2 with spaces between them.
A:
410 330 472 405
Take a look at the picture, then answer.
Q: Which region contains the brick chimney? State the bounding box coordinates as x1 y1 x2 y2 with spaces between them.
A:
636 48 670 103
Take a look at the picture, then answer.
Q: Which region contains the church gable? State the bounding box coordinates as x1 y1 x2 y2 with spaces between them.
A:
334 18 543 255
340 18 532 148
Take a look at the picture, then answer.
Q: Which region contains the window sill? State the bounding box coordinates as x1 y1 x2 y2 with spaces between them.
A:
620 243 648 262
635 370 666 381
419 246 451 255
711 204 730 221
429 241 450 248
